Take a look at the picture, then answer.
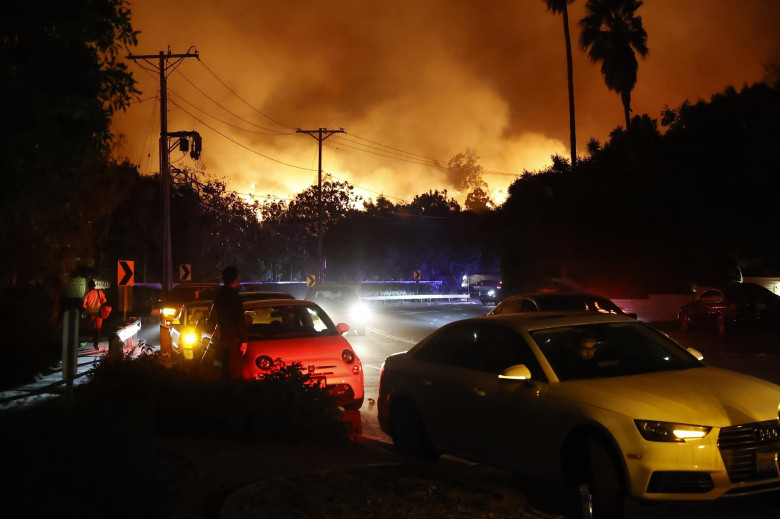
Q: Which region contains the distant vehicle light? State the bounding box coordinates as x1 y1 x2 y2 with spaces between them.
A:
350 302 371 321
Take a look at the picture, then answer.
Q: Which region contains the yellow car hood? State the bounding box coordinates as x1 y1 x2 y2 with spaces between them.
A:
551 366 780 427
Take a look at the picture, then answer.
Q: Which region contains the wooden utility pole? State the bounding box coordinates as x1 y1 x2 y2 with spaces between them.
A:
127 50 199 294
296 128 345 281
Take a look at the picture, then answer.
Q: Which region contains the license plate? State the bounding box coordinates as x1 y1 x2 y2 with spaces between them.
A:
308 376 327 388
755 450 779 476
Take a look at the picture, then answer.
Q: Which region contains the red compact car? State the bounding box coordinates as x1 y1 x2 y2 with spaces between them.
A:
238 299 364 410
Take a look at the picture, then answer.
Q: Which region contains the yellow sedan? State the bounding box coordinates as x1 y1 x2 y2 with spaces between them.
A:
378 312 780 518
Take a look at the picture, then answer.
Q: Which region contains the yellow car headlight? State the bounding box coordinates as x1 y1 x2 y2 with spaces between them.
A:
181 331 198 348
635 420 712 442
162 307 178 318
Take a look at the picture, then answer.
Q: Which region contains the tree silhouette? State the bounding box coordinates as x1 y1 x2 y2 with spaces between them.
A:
0 0 138 283
446 149 487 193
543 0 577 167
762 49 780 88
465 187 494 213
579 0 648 129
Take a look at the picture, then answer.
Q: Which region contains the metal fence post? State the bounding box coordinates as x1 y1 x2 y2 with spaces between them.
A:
62 309 79 398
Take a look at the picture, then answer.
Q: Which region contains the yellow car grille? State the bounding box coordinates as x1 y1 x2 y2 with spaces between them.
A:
718 420 780 483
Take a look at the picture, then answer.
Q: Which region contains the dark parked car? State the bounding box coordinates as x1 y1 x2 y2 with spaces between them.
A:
678 282 780 334
488 292 634 317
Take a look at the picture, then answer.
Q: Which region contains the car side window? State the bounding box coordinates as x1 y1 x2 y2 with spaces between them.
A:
494 299 525 314
698 289 723 303
520 299 538 312
414 323 545 380
591 297 620 314
475 324 545 380
413 324 479 368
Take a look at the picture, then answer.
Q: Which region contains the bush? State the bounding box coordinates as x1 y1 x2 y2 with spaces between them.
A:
0 352 350 518
80 352 349 443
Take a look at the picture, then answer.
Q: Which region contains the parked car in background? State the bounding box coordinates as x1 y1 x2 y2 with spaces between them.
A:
305 283 371 335
478 281 502 305
378 312 780 518
158 282 220 357
196 291 295 355
206 299 364 409
678 282 780 335
488 292 634 317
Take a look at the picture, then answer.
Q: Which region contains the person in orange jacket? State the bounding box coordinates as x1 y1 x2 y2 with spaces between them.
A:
83 279 107 351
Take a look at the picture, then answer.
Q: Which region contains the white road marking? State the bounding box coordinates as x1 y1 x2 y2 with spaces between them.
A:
369 327 417 344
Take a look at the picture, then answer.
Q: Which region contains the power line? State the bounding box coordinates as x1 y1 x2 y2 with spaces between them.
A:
168 88 292 135
199 59 293 130
193 60 519 178
174 70 291 135
168 98 316 171
136 57 516 208
166 99 414 203
325 172 408 203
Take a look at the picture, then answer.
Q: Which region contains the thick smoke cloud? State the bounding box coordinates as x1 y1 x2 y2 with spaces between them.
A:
113 0 780 205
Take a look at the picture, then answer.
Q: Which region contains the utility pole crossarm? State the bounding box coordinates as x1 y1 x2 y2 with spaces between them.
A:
127 53 199 59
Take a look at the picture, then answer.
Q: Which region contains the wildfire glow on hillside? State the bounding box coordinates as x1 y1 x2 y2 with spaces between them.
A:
112 0 780 207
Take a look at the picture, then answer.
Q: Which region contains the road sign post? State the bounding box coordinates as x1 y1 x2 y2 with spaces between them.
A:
117 260 135 286
118 260 135 321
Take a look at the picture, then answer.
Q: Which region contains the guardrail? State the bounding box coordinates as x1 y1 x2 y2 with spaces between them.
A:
361 294 471 303
111 318 142 353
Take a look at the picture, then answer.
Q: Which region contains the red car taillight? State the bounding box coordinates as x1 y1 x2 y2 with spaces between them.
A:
342 349 355 364
255 355 273 371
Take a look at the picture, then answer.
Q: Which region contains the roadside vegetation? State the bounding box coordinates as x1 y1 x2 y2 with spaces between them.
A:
0 352 351 516
1 350 551 518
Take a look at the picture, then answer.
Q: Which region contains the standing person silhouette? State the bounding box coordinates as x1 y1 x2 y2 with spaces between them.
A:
82 279 106 351
212 266 246 379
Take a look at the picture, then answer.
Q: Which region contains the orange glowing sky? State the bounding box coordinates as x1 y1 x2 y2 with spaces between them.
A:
111 0 780 206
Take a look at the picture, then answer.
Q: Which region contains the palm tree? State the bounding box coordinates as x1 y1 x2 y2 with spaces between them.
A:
543 0 577 168
579 0 648 129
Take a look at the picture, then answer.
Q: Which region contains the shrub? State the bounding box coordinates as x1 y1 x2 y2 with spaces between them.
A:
80 352 349 443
